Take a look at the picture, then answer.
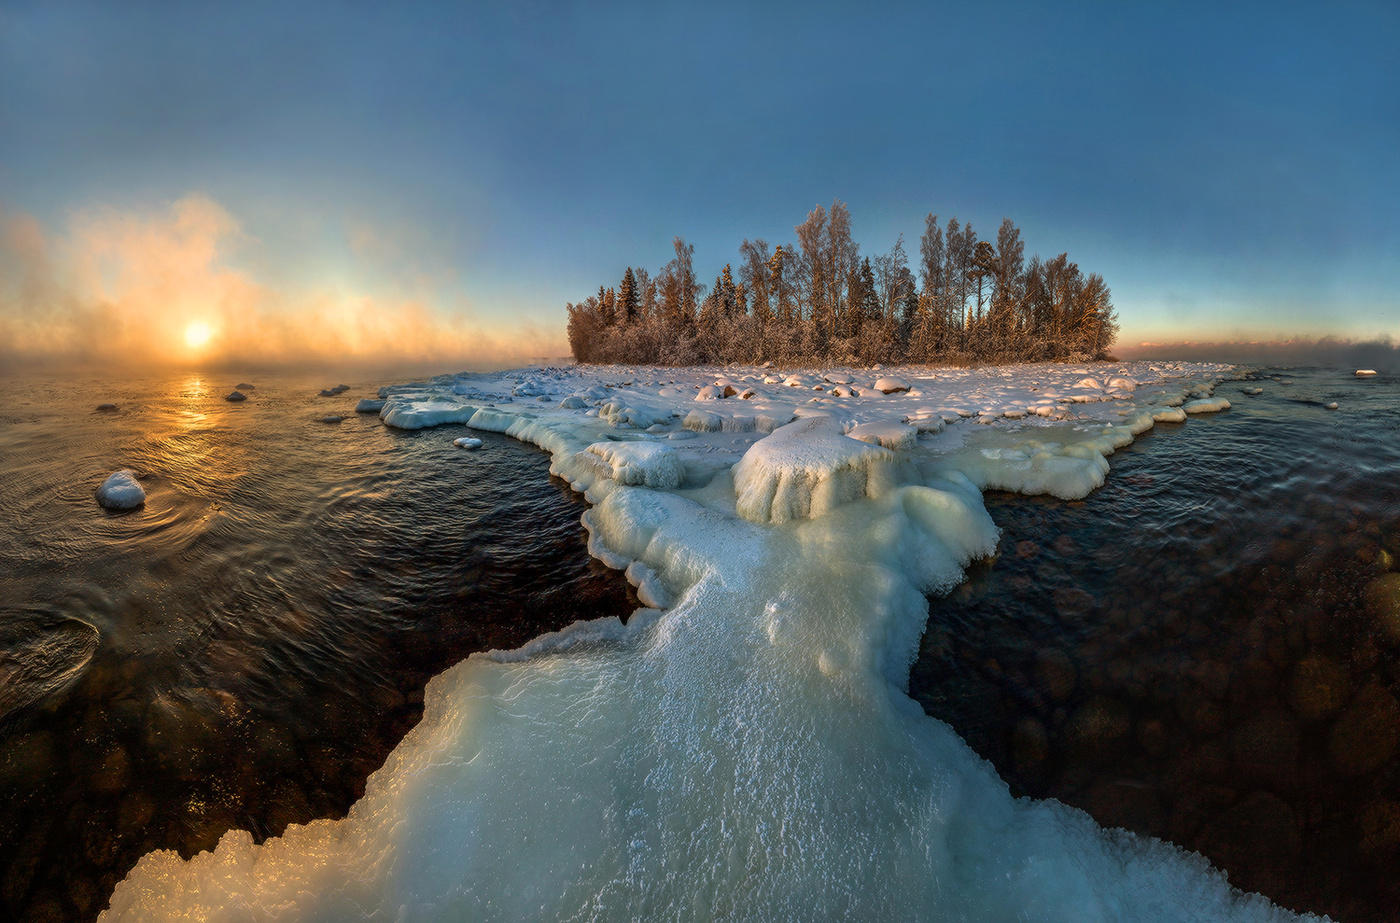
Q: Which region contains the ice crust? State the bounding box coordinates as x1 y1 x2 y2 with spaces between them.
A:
105 360 1318 923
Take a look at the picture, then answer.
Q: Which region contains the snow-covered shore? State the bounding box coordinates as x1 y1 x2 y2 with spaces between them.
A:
104 361 1319 922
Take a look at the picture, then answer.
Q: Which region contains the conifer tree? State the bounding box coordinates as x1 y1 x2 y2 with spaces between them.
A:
618 267 639 324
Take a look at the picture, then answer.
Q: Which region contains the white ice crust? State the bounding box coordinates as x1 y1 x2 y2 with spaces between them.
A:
96 469 145 509
105 360 1317 923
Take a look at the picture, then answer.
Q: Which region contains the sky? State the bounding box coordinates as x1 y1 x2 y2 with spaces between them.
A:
1 0 1397 368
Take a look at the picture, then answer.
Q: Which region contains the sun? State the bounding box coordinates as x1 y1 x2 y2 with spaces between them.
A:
184 320 214 349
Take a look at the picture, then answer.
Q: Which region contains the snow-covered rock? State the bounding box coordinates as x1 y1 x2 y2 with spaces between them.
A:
1356 369 1378 377
454 436 483 449
380 400 479 430
559 395 588 410
846 420 918 451
1183 397 1231 414
732 416 896 523
1152 407 1188 423
874 376 911 394
97 470 145 509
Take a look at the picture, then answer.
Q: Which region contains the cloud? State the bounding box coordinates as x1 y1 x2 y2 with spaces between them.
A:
0 195 564 371
1118 335 1400 371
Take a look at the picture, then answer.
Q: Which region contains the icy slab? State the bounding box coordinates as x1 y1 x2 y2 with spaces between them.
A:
355 399 386 413
1184 397 1231 414
847 420 918 451
585 441 683 488
732 416 897 523
97 470 144 509
1241 387 1263 396
1356 369 1378 377
380 400 479 430
224 390 246 402
454 437 483 449
1153 407 1188 423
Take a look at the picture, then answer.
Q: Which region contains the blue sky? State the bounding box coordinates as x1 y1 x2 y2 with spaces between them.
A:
2 0 1397 360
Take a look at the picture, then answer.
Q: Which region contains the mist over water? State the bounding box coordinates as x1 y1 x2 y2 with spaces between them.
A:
0 370 635 922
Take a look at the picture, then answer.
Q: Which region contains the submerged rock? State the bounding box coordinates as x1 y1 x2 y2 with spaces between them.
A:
225 390 247 402
95 403 118 413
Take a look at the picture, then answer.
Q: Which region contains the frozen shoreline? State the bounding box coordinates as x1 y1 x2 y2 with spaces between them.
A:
104 361 1320 921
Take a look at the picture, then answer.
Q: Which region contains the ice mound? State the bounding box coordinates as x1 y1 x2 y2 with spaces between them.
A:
355 399 386 413
732 416 898 523
1184 397 1231 414
598 397 675 428
97 469 145 509
847 420 918 450
559 395 588 409
380 399 479 430
585 441 683 488
454 436 483 449
1153 407 1188 423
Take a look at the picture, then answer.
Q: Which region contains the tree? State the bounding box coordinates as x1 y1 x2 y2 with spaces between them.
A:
739 239 772 326
618 267 639 325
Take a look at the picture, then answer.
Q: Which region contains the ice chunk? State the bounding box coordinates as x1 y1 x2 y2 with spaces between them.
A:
355 399 386 413
585 441 683 488
1183 397 1231 414
380 400 479 430
873 376 911 394
559 395 587 410
1326 402 1339 410
1356 369 1378 377
1240 388 1263 396
97 469 145 509
453 437 483 449
1152 407 1188 423
224 390 247 402
598 397 675 428
1106 377 1138 391
695 385 727 401
847 420 917 451
732 416 897 523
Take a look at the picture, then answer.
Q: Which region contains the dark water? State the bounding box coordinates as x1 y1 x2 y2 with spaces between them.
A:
911 367 1400 922
0 372 636 922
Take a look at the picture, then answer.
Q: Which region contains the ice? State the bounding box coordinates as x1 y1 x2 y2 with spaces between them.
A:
1184 397 1231 414
355 399 386 413
846 420 918 450
96 469 145 509
454 437 483 449
109 359 1310 923
585 441 683 488
1326 402 1339 410
1356 369 1378 377
380 399 479 430
1153 407 1188 423
732 416 899 523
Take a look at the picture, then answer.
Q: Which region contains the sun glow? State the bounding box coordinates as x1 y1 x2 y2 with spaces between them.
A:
184 320 214 350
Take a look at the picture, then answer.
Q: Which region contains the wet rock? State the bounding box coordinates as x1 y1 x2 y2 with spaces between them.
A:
1034 649 1077 702
1289 656 1349 721
1198 791 1301 885
1053 586 1095 619
225 390 247 402
1053 534 1079 556
91 744 131 793
1010 716 1049 775
1229 709 1299 789
234 382 255 390
1066 696 1131 756
1329 683 1400 775
1014 540 1039 559
319 415 345 424
1360 800 1400 854
1363 573 1400 642
95 403 118 412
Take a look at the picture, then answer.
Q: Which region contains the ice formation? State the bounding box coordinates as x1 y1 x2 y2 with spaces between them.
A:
453 436 483 449
355 398 386 413
105 360 1316 922
96 469 144 509
1356 369 1377 377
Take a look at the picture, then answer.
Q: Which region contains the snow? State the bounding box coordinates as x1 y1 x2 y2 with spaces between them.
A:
380 399 479 430
454 437 483 449
96 469 145 509
847 419 918 450
874 375 911 393
106 359 1314 923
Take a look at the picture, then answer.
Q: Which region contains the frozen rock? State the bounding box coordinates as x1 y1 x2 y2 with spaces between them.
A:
1241 387 1263 396
695 385 727 401
1183 397 1230 414
585 441 683 488
1326 402 1339 410
1356 369 1378 377
355 399 386 413
847 420 918 451
823 372 853 384
225 391 247 402
559 395 588 410
1152 407 1187 423
453 437 483 450
97 470 145 510
732 416 896 523
874 376 911 394
1106 377 1137 391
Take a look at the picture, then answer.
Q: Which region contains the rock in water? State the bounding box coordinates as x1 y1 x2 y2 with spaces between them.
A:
1356 369 1378 377
95 403 118 413
225 390 247 402
235 382 256 390
97 470 145 509
453 437 483 450
320 415 344 424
